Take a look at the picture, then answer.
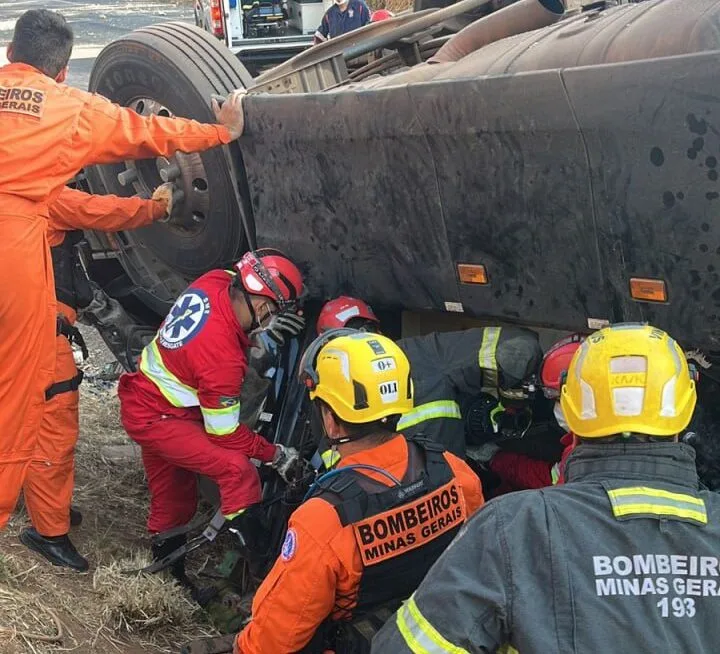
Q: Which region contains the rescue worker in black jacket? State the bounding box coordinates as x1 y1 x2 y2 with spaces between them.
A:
235 329 484 653
373 323 720 654
316 297 543 459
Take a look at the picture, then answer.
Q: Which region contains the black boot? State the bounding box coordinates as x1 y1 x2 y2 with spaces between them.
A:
19 527 89 572
151 534 216 607
70 506 83 527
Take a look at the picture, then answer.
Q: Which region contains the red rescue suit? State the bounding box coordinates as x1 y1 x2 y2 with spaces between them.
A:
118 271 277 533
490 432 575 491
22 187 166 537
0 60 231 530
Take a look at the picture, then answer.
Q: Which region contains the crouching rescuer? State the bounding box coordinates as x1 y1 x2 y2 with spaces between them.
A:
117 249 305 595
373 324 720 653
235 329 484 653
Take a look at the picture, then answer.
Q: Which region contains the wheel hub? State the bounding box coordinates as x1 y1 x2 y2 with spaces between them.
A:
117 98 211 234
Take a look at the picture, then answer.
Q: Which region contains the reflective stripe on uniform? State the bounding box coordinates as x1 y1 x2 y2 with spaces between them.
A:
478 326 501 370
396 594 469 654
320 448 341 469
498 646 520 654
202 403 241 436
606 486 707 525
397 400 462 431
550 462 560 485
489 401 504 432
139 339 199 407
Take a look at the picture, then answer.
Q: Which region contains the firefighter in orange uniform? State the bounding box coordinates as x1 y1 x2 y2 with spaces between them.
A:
17 184 171 571
0 9 246 532
235 329 485 654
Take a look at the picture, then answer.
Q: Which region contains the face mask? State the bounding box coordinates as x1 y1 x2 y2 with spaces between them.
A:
554 401 569 432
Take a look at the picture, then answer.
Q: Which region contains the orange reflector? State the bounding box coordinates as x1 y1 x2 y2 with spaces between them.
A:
630 277 667 303
457 264 488 285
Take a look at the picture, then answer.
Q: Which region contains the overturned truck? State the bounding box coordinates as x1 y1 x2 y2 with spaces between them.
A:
78 0 720 646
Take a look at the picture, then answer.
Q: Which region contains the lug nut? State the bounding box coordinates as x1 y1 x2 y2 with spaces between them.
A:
160 163 181 182
172 188 185 205
117 169 138 186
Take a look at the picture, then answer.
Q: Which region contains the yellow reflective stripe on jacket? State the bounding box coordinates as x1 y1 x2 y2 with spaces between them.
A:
498 646 520 654
607 486 707 525
489 401 504 432
396 595 469 654
397 400 462 431
550 462 560 485
202 403 241 436
478 326 501 370
139 339 199 407
320 449 341 469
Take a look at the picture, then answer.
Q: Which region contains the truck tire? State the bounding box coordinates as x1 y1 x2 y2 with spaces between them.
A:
87 22 254 306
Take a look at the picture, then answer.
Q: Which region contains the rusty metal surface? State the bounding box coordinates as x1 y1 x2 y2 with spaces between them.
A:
434 0 720 78
430 0 564 63
242 0 720 348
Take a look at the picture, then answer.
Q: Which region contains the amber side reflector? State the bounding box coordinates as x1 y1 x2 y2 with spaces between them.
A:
630 277 667 303
458 263 488 285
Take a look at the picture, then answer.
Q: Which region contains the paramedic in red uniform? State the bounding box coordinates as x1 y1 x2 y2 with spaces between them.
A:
118 250 306 587
0 8 247 533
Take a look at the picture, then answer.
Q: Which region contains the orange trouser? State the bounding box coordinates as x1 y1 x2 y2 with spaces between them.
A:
0 213 56 530
24 331 79 537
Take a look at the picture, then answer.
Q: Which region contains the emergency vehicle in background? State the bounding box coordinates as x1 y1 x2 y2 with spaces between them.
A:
194 0 331 74
69 0 720 647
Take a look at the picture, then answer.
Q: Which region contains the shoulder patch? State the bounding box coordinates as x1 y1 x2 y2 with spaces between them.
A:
281 528 297 561
159 289 211 349
0 86 46 118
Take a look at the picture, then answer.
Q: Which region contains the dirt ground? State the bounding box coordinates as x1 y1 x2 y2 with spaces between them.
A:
0 329 218 654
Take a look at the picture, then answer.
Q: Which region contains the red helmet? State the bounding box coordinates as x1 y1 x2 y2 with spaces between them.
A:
233 248 304 312
316 296 380 334
371 8 394 21
540 334 585 398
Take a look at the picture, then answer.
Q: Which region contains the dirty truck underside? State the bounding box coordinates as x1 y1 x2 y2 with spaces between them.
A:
81 0 720 354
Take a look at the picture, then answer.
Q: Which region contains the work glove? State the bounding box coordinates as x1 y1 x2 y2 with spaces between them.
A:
152 182 174 222
271 444 301 483
262 312 306 347
212 89 246 140
466 442 500 465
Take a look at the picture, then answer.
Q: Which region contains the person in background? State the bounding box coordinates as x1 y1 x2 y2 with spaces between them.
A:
313 0 371 44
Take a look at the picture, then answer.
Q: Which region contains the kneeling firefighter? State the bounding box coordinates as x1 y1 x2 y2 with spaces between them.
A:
19 184 171 572
235 329 485 654
316 297 543 459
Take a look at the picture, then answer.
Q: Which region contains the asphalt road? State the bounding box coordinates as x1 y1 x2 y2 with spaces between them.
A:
0 0 193 89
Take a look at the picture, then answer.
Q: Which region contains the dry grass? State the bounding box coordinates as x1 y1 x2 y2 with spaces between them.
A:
0 379 219 654
366 0 413 13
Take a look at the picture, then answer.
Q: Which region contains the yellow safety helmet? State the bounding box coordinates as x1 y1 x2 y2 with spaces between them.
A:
560 323 696 438
299 328 413 424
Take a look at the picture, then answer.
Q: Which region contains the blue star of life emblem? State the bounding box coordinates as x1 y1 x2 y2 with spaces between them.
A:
158 289 211 349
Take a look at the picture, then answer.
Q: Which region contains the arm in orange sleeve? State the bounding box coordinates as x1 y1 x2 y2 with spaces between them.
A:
74 92 233 166
236 501 342 654
48 186 165 233
444 453 485 517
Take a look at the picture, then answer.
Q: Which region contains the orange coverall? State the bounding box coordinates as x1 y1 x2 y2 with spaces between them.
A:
0 61 231 530
236 435 485 653
22 187 166 537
